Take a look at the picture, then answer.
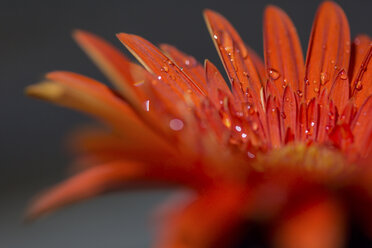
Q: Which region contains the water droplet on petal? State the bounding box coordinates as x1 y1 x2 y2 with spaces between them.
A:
162 65 169 72
252 122 259 131
268 68 280 80
213 34 218 40
314 87 320 93
157 76 162 80
297 90 303 98
339 69 348 80
355 81 363 91
235 125 242 132
247 152 255 159
169 119 184 131
143 100 150 112
320 72 328 85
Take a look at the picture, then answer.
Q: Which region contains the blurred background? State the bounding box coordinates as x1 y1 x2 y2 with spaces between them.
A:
1 0 371 247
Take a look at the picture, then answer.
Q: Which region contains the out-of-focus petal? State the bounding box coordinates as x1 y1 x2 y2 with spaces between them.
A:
73 30 145 108
273 195 346 248
155 186 249 248
26 161 146 220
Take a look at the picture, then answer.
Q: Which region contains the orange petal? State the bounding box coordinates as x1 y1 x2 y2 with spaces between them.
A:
263 5 304 95
26 161 146 220
203 9 263 100
116 33 205 104
297 102 308 141
304 1 350 101
349 34 371 84
273 195 346 248
351 96 372 156
266 96 282 148
282 86 297 140
26 71 170 150
160 44 207 91
351 42 372 107
204 60 233 108
73 30 144 107
329 69 350 113
306 98 318 141
156 186 248 248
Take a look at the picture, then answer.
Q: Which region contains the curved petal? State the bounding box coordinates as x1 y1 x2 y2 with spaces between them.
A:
203 9 263 100
263 5 304 96
351 42 372 107
26 71 171 151
73 30 145 108
26 161 146 220
304 1 350 101
116 33 205 105
349 34 371 83
160 44 207 90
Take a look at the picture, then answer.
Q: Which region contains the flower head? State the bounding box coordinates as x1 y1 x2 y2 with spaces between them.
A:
26 1 372 247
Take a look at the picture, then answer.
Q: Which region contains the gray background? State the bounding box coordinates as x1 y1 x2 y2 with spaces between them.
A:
1 0 371 247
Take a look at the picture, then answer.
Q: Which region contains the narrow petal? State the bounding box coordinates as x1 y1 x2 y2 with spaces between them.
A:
204 60 233 108
273 196 346 248
263 5 304 95
351 42 372 107
307 98 318 141
351 96 372 156
349 34 371 83
203 9 263 100
297 102 308 141
267 96 282 148
26 71 170 150
282 86 297 140
160 44 207 90
329 70 350 113
304 1 350 101
26 161 146 220
116 33 205 105
73 30 144 107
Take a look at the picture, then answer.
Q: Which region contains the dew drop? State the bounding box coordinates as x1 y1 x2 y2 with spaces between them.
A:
285 97 290 102
339 69 348 80
268 68 280 80
213 34 218 40
157 76 162 80
247 152 256 159
162 65 169 72
143 100 150 112
169 119 184 131
314 87 320 93
241 133 247 139
252 122 259 131
320 72 328 85
297 90 303 98
235 125 242 132
355 81 363 91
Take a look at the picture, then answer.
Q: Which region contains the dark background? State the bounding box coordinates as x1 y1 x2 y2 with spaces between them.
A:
1 0 371 247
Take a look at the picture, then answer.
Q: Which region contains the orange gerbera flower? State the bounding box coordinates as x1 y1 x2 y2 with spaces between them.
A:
26 1 371 247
